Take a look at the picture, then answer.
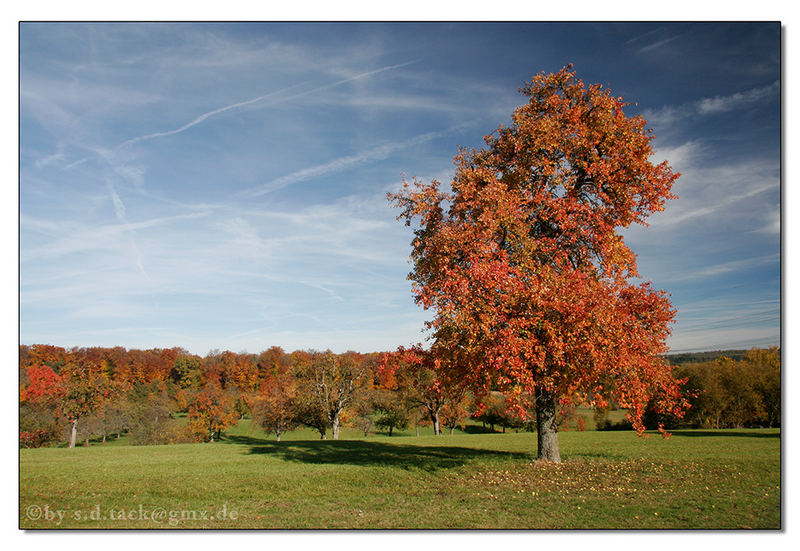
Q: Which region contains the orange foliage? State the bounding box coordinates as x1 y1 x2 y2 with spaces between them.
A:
389 65 690 438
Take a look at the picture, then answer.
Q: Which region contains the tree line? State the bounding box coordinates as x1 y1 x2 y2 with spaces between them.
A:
18 344 478 448
19 343 779 448
593 346 781 431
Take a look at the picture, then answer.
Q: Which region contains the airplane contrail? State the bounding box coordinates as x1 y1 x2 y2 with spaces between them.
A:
116 60 420 150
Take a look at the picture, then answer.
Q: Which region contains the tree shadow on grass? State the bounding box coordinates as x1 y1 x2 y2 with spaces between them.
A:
225 435 532 471
668 430 780 439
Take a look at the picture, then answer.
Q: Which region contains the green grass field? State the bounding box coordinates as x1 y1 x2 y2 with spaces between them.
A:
20 423 780 530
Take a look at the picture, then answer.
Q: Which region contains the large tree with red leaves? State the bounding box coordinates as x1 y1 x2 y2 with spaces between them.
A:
390 65 689 461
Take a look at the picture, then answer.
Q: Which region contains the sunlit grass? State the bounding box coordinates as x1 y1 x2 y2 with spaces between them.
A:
20 427 780 529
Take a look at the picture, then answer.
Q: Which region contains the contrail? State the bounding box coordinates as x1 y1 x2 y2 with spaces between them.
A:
239 120 473 198
116 60 420 150
106 180 150 280
116 82 305 149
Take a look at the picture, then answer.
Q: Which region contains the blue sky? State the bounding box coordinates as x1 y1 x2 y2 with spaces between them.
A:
19 22 780 355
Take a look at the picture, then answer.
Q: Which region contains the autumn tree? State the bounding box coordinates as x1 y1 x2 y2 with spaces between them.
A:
745 347 780 427
296 351 366 440
187 382 238 442
390 65 688 461
474 392 509 433
58 358 111 448
348 381 379 437
380 346 450 435
124 381 186 445
373 389 409 436
251 362 300 441
19 364 63 447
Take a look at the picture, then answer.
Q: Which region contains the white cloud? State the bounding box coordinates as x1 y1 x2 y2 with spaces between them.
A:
697 81 780 114
637 35 681 54
643 80 779 130
756 204 781 234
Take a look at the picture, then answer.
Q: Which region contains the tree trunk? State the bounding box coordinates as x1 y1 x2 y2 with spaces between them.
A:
535 387 561 462
276 430 281 442
415 424 419 437
69 418 78 449
449 426 454 435
332 416 340 440
389 426 393 437
433 411 441 435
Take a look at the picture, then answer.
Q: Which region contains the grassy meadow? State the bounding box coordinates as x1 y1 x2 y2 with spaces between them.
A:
20 419 780 530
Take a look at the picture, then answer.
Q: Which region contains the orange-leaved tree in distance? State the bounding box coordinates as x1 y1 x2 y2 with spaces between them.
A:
390 65 690 462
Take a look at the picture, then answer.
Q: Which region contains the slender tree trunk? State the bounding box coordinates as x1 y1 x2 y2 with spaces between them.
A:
449 426 454 435
102 433 106 443
389 426 393 437
433 410 441 435
276 430 281 442
69 418 78 449
415 424 419 437
535 387 561 462
332 416 340 440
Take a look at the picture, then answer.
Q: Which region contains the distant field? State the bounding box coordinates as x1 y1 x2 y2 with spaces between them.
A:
20 423 780 529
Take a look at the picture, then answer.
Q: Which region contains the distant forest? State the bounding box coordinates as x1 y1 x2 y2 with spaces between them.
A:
663 349 777 365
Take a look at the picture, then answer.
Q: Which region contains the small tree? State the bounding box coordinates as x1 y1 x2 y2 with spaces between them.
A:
373 389 409 436
474 392 508 433
188 382 237 442
297 351 366 440
251 364 300 442
381 346 449 435
57 361 110 448
440 387 473 435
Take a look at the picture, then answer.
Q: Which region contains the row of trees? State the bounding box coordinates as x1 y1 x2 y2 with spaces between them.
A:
20 342 779 448
673 347 780 429
19 344 480 447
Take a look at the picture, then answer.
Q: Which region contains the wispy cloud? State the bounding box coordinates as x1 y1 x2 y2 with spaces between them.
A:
117 83 305 149
690 253 778 280
650 178 776 227
22 211 211 261
643 80 779 129
667 296 779 352
105 181 149 278
755 204 781 234
697 81 780 114
117 60 419 150
637 35 681 54
239 121 473 198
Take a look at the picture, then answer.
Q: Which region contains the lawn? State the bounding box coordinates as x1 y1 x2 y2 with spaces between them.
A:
20 426 780 529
